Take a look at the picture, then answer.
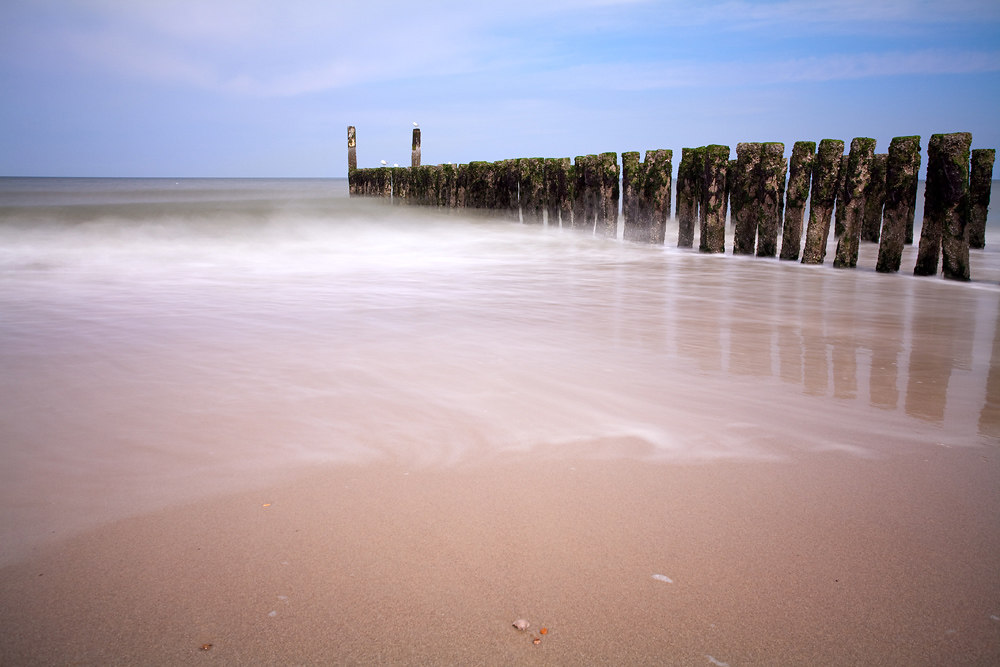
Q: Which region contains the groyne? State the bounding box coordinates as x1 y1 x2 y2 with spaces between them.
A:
346 126 994 281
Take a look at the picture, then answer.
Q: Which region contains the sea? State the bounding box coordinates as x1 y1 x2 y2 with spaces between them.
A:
1 176 998 565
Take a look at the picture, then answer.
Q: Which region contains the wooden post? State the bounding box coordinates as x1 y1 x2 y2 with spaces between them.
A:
544 157 571 227
597 152 620 238
833 154 849 239
676 147 703 248
801 139 845 264
915 132 973 280
968 148 996 249
519 157 546 224
860 153 888 243
700 144 729 254
622 151 642 238
779 141 816 261
411 128 421 168
876 136 921 273
347 126 357 195
731 142 761 255
833 137 877 269
639 149 672 244
756 142 786 258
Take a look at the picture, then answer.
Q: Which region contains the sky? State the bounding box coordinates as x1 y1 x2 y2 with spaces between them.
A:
1 0 998 177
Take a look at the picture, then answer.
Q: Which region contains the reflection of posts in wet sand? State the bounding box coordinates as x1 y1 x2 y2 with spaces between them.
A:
674 277 723 372
904 293 970 423
829 282 859 399
729 273 775 377
867 298 905 411
800 282 829 396
979 309 1000 438
775 276 804 385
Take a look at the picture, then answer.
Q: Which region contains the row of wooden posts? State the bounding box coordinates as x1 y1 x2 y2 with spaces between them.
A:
346 126 994 282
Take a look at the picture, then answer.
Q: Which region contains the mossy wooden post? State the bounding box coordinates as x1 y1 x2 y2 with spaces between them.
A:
801 139 845 264
757 142 786 257
915 133 973 280
466 161 487 209
496 159 518 219
622 151 643 239
968 148 995 249
519 157 546 224
700 144 729 254
347 126 357 195
573 155 600 231
597 152 620 238
456 164 468 209
676 147 702 247
638 149 672 244
779 141 815 261
439 163 457 208
833 154 849 238
876 137 921 272
833 137 877 269
860 153 888 243
731 142 762 255
544 157 571 227
725 158 736 227
411 128 421 168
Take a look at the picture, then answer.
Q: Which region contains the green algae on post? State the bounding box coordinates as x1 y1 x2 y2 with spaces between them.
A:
544 157 572 227
860 153 888 243
915 133 973 280
833 137 876 269
833 154 849 239
676 147 703 248
968 149 995 249
876 137 921 273
639 149 672 244
801 139 845 264
598 152 620 239
622 151 642 240
779 141 816 261
731 143 762 255
518 158 546 224
700 145 730 254
756 142 786 258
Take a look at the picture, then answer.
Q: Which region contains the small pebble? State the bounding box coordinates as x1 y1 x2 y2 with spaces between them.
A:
199 644 213 651
513 619 529 631
533 637 541 645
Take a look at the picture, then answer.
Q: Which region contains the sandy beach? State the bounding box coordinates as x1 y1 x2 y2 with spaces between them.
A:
1 180 999 665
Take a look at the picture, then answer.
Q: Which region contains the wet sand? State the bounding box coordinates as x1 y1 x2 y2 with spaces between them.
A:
2 448 999 666
1 179 999 665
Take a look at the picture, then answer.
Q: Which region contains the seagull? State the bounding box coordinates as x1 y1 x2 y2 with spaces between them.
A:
381 160 387 165
413 122 418 127
393 163 399 167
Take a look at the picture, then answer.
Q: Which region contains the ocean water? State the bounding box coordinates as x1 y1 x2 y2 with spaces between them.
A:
1 177 998 565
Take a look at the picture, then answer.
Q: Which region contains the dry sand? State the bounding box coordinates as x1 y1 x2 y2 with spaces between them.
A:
2 444 998 666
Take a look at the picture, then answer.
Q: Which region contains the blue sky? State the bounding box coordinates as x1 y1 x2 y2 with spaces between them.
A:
1 0 998 177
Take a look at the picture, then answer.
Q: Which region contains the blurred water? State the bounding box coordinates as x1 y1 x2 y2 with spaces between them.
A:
1 177 998 565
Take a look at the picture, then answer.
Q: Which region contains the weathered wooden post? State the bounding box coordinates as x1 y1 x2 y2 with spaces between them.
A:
456 164 468 209
676 147 703 248
347 126 357 195
860 153 888 243
637 149 672 244
833 154 849 238
876 136 921 273
597 152 620 238
439 163 457 208
700 144 729 254
833 137 877 269
544 157 572 227
573 155 601 231
915 132 973 280
411 128 421 168
756 142 786 257
801 139 845 264
731 143 761 255
495 159 518 219
779 141 815 261
968 148 996 249
519 157 546 224
622 151 642 237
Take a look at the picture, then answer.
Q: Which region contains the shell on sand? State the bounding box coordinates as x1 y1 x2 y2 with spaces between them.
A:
513 619 530 631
